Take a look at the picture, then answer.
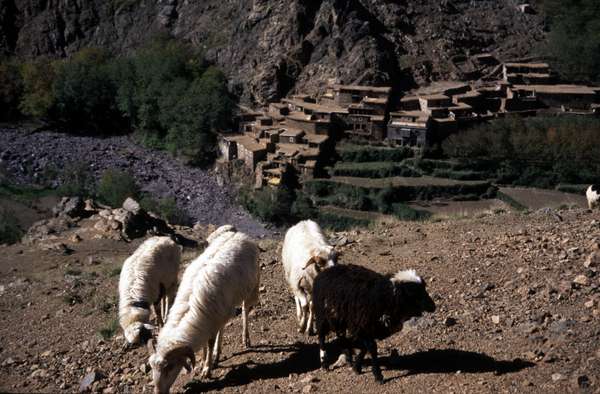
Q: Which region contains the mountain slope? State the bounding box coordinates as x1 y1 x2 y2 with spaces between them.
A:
0 0 545 104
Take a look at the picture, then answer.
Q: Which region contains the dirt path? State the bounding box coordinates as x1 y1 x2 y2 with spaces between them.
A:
1 208 598 393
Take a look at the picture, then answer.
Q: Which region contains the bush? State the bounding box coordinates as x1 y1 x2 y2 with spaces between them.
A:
239 186 295 224
333 161 421 178
337 144 414 162
542 0 600 83
97 169 139 208
139 195 187 224
443 117 600 187
19 57 56 118
0 209 23 245
291 193 318 220
0 58 23 120
317 212 371 231
57 162 96 198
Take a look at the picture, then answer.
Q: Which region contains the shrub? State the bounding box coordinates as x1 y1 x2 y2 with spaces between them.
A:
19 57 56 118
0 58 23 120
139 195 187 224
333 161 421 178
389 203 431 221
443 117 600 188
239 186 295 224
97 169 139 208
291 192 318 220
57 162 96 198
98 317 120 339
0 209 23 245
542 0 600 83
337 144 414 162
317 212 371 231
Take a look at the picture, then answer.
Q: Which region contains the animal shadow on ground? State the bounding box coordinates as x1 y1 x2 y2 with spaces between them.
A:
380 348 535 382
183 342 321 393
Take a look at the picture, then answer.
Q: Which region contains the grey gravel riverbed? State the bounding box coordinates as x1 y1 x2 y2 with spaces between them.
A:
0 126 269 237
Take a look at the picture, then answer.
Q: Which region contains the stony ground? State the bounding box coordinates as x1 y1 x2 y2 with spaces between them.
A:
0 126 267 237
1 205 599 393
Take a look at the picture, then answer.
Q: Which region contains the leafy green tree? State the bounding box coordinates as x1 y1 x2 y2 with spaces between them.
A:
19 57 56 118
53 48 121 129
543 0 600 82
0 58 23 120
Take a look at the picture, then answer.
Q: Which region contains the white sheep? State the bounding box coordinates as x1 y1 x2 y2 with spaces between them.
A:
148 226 260 393
119 236 181 346
282 220 337 335
587 185 599 210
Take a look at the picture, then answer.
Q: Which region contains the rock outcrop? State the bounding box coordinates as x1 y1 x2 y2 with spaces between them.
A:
0 0 545 104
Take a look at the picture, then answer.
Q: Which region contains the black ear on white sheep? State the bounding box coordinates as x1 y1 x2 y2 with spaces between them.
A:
164 346 196 373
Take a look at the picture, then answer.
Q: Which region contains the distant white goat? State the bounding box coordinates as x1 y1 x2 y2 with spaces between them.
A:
148 226 260 393
119 236 181 346
282 220 337 335
587 185 599 210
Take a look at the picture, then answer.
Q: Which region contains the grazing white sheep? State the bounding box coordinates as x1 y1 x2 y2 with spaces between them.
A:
119 236 181 346
282 220 337 335
148 226 260 394
587 185 599 210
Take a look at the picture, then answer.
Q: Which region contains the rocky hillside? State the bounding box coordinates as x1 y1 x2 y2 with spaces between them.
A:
0 0 545 104
0 202 598 393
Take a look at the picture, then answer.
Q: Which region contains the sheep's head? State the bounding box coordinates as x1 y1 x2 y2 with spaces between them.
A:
390 269 436 318
149 345 195 394
306 246 337 274
124 322 155 345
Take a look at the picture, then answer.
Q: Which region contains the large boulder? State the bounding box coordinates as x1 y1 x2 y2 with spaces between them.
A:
52 197 87 218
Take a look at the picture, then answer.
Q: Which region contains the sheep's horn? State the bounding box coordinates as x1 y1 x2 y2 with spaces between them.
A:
164 346 196 372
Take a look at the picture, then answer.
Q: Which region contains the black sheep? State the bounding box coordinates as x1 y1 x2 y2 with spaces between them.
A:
313 264 436 383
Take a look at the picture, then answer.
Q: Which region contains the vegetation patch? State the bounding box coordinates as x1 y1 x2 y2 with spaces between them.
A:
98 317 120 340
0 208 23 245
443 117 600 188
336 144 414 162
332 161 421 178
97 169 139 208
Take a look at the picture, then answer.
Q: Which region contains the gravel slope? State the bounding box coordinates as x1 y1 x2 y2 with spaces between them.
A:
0 127 268 237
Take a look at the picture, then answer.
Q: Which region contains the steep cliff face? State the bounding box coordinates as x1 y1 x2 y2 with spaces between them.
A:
0 0 544 104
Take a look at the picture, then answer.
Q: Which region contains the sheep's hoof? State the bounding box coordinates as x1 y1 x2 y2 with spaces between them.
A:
374 374 384 384
199 367 211 380
243 339 251 348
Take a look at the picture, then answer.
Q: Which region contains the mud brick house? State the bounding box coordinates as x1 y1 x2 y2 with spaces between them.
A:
509 84 599 110
219 135 267 170
321 84 392 107
387 111 431 147
503 62 552 84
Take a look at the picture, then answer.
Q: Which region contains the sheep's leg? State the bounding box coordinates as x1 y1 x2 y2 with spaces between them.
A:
212 330 222 367
318 329 328 369
294 296 302 323
153 302 163 328
337 332 354 364
242 301 251 348
365 339 383 383
297 294 309 334
353 341 366 375
200 338 216 379
305 300 315 336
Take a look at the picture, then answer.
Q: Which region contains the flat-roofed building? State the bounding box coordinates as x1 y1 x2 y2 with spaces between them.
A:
329 84 391 106
510 84 598 110
387 111 431 147
418 94 453 113
503 62 552 84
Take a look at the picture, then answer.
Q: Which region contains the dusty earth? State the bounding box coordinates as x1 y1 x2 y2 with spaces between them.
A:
1 203 599 393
